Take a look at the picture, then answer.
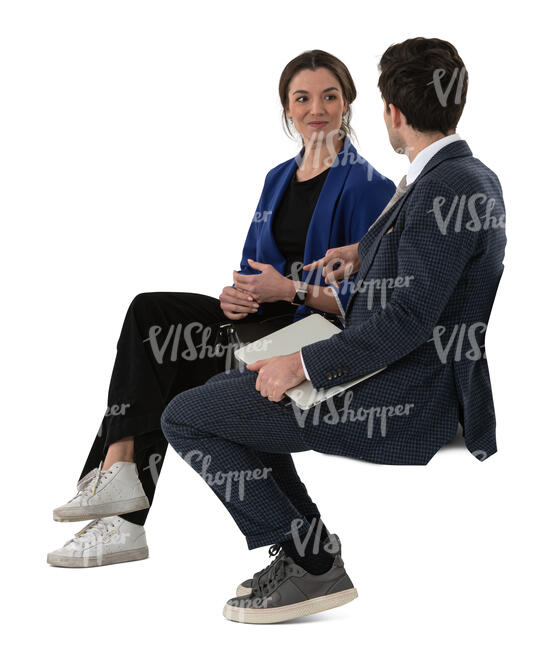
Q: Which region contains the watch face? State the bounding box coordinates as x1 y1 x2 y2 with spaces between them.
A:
293 290 307 305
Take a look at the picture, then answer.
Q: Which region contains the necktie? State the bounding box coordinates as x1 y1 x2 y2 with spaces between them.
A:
368 175 408 233
353 175 409 292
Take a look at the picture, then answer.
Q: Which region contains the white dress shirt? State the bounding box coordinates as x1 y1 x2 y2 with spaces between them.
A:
300 133 462 381
406 133 460 185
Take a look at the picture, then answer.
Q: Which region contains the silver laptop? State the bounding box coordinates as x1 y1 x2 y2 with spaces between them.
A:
234 314 386 410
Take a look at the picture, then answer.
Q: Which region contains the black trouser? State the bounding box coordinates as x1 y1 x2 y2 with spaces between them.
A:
80 292 296 525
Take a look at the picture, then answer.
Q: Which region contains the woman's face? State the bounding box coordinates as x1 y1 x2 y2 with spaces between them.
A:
286 67 347 145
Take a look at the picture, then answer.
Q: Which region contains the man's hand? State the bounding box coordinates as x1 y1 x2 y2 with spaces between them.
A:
303 243 360 284
219 285 259 321
247 352 306 402
233 260 293 304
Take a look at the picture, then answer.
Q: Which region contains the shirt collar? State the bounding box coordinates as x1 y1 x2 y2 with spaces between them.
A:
406 133 461 185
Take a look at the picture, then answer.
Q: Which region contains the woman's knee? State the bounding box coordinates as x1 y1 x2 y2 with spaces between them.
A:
128 292 165 314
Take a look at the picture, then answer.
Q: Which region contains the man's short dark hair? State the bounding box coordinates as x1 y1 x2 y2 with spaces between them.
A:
378 37 468 135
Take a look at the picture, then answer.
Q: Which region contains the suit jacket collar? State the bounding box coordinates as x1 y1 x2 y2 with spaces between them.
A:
414 139 472 182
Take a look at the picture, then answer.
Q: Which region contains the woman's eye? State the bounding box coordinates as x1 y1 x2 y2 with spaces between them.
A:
325 94 337 100
296 96 307 102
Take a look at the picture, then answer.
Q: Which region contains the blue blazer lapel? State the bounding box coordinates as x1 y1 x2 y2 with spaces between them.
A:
257 157 298 273
258 136 355 278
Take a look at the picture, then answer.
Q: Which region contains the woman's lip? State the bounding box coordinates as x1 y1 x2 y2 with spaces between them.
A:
308 121 328 127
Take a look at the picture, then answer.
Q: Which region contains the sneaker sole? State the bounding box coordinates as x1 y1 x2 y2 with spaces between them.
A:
53 496 150 522
223 587 358 624
47 546 149 568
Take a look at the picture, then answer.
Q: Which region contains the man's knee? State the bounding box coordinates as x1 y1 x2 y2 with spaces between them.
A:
160 394 188 443
161 391 209 445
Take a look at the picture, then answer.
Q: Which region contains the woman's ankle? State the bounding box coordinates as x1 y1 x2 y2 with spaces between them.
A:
103 436 134 470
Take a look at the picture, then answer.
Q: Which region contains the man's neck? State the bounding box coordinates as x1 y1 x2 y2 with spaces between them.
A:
405 131 455 162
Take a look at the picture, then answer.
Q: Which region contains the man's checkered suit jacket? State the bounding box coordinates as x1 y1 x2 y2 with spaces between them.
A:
301 140 506 464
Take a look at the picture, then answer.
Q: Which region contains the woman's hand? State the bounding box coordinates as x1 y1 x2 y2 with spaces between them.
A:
303 243 360 284
219 286 259 321
233 260 293 304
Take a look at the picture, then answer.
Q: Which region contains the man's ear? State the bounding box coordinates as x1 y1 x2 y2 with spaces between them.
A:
388 103 403 129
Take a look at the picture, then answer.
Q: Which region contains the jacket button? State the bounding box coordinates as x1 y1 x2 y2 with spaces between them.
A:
325 372 333 380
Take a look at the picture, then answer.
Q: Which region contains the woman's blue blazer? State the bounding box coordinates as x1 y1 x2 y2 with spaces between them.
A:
238 136 395 321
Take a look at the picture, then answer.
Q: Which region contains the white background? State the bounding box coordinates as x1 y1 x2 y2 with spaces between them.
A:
1 1 551 648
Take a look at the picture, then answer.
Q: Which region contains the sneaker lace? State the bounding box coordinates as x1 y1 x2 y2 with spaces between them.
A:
68 518 115 546
71 461 113 501
251 544 287 596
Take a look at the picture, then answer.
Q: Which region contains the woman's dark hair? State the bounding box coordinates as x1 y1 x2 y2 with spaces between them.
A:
378 37 468 135
279 50 357 141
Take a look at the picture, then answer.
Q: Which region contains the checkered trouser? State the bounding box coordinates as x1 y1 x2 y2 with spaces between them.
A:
161 368 322 549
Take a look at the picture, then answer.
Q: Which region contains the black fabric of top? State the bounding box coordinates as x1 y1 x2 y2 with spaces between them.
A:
272 167 331 280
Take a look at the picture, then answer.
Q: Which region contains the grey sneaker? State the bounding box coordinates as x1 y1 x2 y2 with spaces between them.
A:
224 534 357 624
235 543 282 597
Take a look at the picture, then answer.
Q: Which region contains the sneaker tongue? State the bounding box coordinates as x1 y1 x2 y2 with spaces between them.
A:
110 461 131 469
76 468 98 491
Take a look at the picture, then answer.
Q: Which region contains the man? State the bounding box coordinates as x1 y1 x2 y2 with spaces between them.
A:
161 37 506 623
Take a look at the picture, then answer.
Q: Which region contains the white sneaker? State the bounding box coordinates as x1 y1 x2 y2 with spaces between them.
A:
47 516 148 568
53 461 149 522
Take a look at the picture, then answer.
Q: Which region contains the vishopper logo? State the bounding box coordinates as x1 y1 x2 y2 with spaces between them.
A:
428 66 467 107
393 144 416 157
288 261 355 299
291 390 415 439
430 322 487 364
294 128 381 182
143 321 271 366
104 403 130 417
287 517 340 558
472 450 488 462
252 209 272 223
181 449 272 502
94 530 131 567
233 596 271 616
75 525 132 567
143 452 163 486
288 260 345 286
428 192 505 235
354 274 415 311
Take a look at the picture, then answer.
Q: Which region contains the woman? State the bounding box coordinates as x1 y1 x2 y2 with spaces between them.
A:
47 49 395 568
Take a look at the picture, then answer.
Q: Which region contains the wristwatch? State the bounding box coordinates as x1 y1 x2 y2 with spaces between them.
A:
291 281 308 306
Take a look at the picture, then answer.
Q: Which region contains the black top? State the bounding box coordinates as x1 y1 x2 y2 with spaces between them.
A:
272 167 331 280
